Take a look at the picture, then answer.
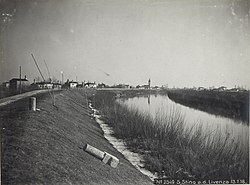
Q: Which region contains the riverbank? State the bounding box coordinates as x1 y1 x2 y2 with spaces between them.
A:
0 89 152 185
167 89 249 123
90 90 249 183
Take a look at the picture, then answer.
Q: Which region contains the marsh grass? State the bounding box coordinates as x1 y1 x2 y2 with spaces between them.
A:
91 90 249 182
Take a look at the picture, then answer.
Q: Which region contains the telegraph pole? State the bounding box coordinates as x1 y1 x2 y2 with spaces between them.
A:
19 66 22 94
61 71 64 84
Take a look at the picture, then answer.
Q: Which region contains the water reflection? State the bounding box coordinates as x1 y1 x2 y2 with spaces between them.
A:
119 94 248 145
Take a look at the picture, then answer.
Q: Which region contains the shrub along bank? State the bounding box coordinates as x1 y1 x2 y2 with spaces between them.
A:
90 90 249 182
167 89 249 123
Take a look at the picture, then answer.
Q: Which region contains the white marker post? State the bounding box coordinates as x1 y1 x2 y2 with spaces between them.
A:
29 97 36 111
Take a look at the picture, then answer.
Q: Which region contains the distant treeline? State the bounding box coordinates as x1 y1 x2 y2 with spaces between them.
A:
167 89 249 123
98 88 162 98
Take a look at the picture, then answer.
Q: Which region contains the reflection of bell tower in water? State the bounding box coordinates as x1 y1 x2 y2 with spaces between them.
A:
148 78 151 104
148 95 150 104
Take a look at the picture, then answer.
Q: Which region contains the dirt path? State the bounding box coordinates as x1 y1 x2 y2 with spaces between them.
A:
0 89 153 185
0 90 49 107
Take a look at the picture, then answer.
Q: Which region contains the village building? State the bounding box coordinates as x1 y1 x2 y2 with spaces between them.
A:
84 82 97 88
9 76 30 93
39 82 53 89
136 78 151 89
62 79 78 89
30 81 53 89
52 82 62 89
1 81 10 88
228 87 247 92
212 86 227 91
69 81 78 88
198 87 206 91
76 82 84 88
97 83 106 88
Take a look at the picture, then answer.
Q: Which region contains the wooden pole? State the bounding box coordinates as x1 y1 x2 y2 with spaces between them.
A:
19 66 22 94
31 54 55 106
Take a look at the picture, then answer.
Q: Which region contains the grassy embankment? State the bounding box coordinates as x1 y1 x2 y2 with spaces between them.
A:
90 90 249 182
1 89 152 185
167 89 249 123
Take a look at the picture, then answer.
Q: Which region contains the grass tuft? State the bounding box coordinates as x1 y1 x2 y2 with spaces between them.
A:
91 90 249 182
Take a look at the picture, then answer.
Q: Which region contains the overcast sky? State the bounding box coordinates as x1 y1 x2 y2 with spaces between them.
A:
0 0 249 88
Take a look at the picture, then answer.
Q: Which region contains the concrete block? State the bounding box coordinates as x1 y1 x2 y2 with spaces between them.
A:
84 144 105 160
83 144 119 168
102 152 119 168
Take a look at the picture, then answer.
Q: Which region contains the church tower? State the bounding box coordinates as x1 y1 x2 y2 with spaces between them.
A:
148 78 151 89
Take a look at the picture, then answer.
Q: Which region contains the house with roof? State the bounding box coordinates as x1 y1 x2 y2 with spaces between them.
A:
53 82 62 89
9 76 30 93
30 80 54 89
1 81 9 88
76 82 84 88
69 81 78 88
212 86 227 91
136 79 151 89
97 83 106 88
198 87 206 91
84 82 97 88
62 79 78 89
38 82 53 89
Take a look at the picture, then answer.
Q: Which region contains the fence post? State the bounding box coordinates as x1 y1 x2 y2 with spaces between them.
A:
29 97 36 111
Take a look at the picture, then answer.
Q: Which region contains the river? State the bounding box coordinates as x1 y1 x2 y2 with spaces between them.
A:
118 94 248 146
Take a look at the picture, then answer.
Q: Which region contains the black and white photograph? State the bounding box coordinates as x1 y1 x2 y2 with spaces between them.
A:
0 0 249 184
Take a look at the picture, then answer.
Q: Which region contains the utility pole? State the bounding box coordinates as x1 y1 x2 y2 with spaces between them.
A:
19 66 22 94
61 71 64 84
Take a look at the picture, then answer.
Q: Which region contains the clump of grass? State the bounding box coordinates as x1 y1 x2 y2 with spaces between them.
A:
91 90 249 182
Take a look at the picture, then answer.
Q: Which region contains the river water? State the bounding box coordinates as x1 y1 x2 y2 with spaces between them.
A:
119 94 249 146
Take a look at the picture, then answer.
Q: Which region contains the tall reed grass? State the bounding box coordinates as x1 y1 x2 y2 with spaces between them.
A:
91 90 249 182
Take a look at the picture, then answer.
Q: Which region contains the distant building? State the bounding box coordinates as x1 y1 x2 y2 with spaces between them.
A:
198 87 206 91
112 84 130 88
97 83 107 88
39 82 53 89
152 86 160 89
30 79 62 90
228 87 246 92
84 82 97 88
69 81 78 88
9 76 30 93
136 85 148 89
76 82 84 88
53 82 62 89
212 86 227 91
136 79 151 89
62 79 78 89
218 86 227 91
1 81 9 88
31 81 53 89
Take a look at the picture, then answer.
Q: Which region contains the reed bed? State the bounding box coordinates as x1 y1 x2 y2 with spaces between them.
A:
90 90 249 182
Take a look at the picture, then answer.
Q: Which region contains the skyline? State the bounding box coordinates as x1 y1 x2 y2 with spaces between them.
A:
0 0 249 88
